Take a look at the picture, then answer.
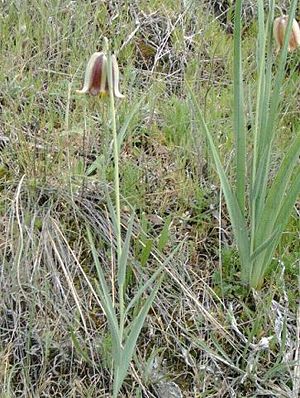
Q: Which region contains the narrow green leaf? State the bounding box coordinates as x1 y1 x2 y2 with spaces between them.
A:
251 0 267 190
140 238 153 267
261 0 275 142
87 228 111 302
188 84 251 281
158 215 172 252
255 134 300 245
118 212 135 287
125 240 183 318
125 264 164 317
192 333 242 373
265 0 297 143
117 97 145 152
93 280 121 364
87 227 120 338
233 0 246 212
86 154 105 176
125 240 183 316
251 146 268 205
275 170 300 229
250 169 300 288
104 186 117 240
70 329 93 365
250 227 280 263
250 0 275 230
254 0 297 216
113 277 162 397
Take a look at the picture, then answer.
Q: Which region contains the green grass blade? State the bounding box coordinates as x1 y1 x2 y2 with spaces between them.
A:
124 265 164 317
260 0 274 143
190 332 243 373
251 0 266 179
274 170 300 227
255 134 300 246
117 97 145 152
118 212 135 287
87 227 121 361
251 169 300 287
265 0 297 143
140 239 153 267
125 242 182 316
251 146 268 205
251 0 274 228
104 186 118 243
249 227 280 263
86 154 106 176
113 277 162 397
188 84 251 281
69 329 93 365
93 280 121 363
87 227 120 337
253 0 297 215
233 0 246 213
87 227 112 303
158 215 172 252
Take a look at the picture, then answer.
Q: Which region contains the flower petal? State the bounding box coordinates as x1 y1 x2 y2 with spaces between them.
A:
77 52 105 96
273 16 286 51
112 54 125 99
99 55 108 94
273 16 300 53
290 18 300 51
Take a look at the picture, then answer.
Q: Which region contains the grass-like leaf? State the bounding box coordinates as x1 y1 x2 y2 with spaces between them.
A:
118 212 135 287
255 134 300 245
233 0 246 213
113 276 162 397
189 0 299 288
188 83 251 281
87 227 120 345
117 97 145 152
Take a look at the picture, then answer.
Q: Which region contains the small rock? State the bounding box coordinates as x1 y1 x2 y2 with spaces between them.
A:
155 381 183 398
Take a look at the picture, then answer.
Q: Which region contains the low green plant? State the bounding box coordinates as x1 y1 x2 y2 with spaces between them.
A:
189 0 300 289
81 40 163 397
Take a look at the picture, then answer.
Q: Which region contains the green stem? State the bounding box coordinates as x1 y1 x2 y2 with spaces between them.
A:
106 48 125 340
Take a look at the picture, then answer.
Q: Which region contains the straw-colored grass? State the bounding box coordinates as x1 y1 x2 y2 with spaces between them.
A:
0 1 299 397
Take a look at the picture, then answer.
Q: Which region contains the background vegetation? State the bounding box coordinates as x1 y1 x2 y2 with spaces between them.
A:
0 1 299 397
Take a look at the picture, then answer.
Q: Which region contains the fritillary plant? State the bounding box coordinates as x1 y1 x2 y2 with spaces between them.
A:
77 38 163 397
189 0 300 289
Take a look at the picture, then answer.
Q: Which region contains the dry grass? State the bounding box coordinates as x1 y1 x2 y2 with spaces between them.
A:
0 1 299 397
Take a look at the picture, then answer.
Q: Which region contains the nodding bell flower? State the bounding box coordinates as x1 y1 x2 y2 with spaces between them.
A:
273 16 300 53
77 52 124 98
